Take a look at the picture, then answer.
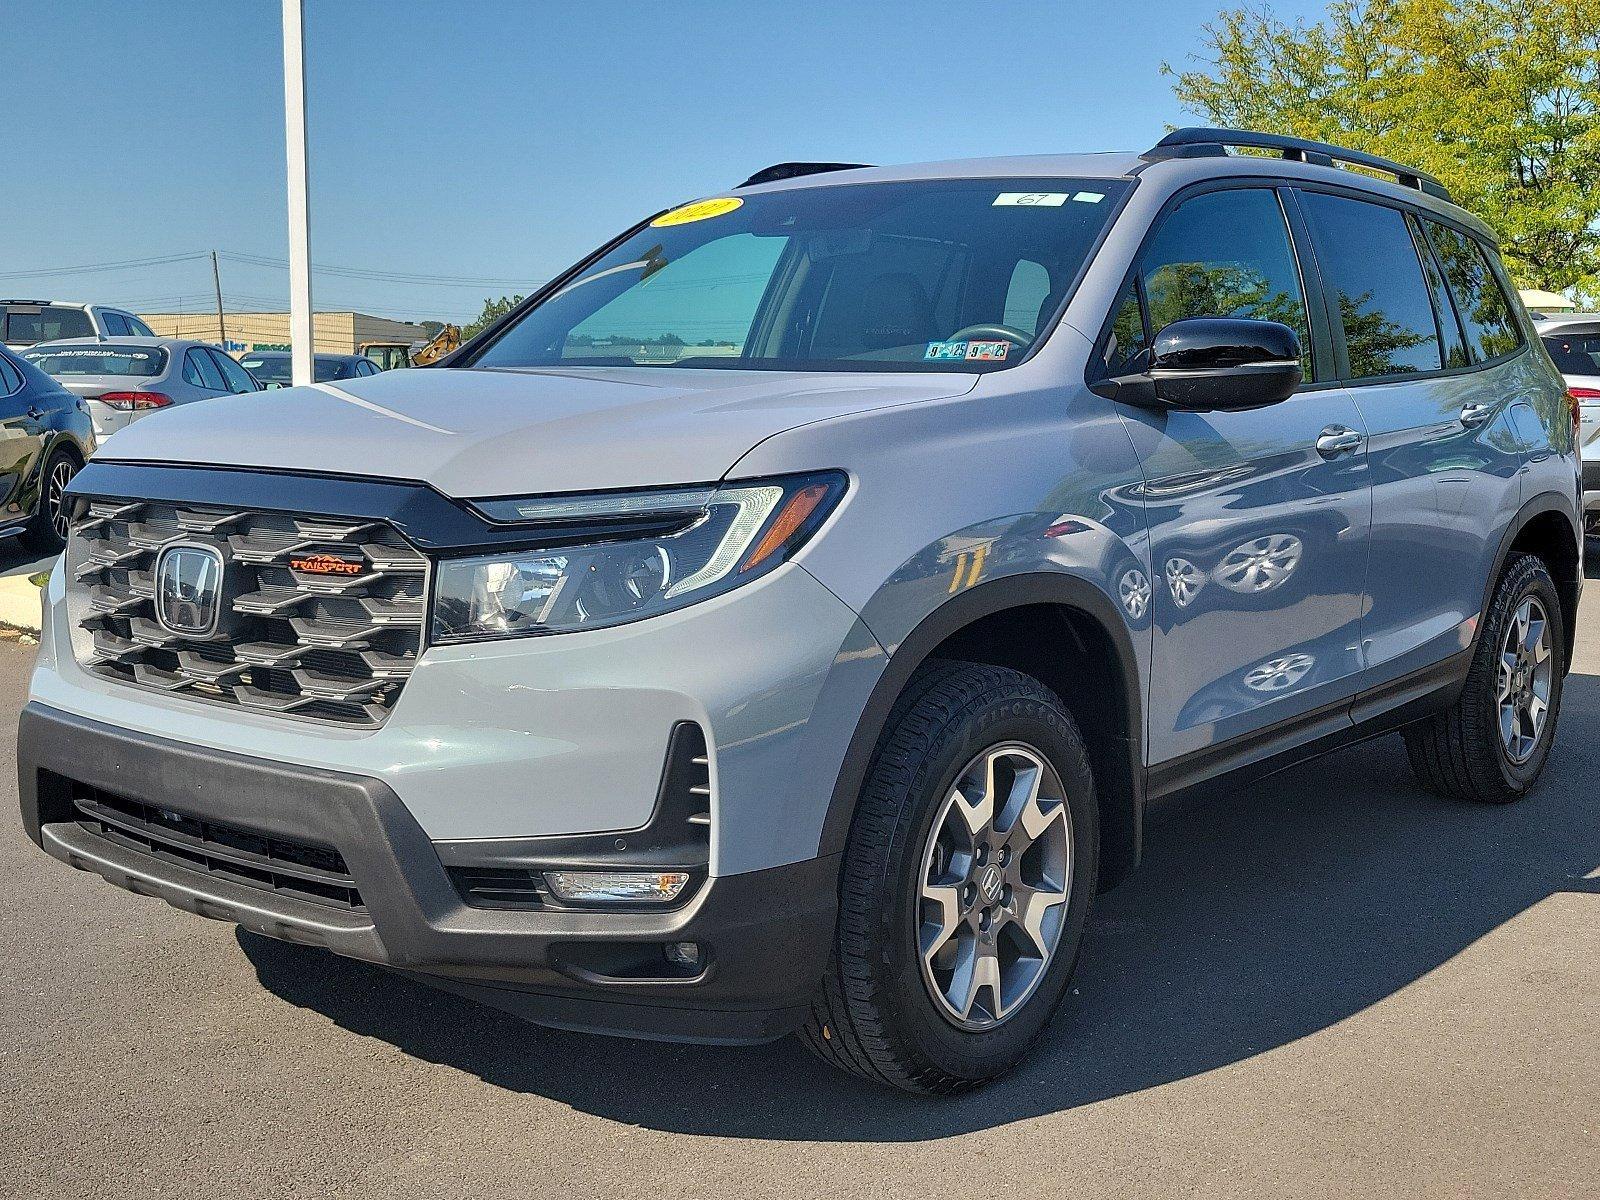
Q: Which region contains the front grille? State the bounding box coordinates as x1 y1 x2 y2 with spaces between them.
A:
67 497 428 726
71 784 363 910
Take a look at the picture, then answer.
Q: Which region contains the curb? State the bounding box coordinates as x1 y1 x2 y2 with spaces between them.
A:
0 572 45 636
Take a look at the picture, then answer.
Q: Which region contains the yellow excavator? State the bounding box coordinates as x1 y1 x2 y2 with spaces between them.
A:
410 324 461 366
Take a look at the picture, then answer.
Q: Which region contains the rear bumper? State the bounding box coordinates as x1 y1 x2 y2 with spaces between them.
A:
18 702 838 1044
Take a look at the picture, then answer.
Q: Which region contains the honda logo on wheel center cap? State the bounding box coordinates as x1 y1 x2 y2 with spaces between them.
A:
154 543 226 638
978 863 1004 902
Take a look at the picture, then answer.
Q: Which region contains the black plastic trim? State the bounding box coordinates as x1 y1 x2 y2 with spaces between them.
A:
1145 127 1453 201
18 703 838 1043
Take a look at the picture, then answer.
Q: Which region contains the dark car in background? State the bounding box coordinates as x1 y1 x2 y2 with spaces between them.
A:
0 344 94 552
237 350 381 388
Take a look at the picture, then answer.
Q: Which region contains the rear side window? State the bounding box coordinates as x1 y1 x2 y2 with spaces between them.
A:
1104 188 1310 375
126 315 155 337
1424 221 1522 363
1298 192 1441 380
100 312 130 336
185 348 225 390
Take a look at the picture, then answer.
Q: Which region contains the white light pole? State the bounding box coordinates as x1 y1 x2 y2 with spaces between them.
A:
281 0 314 386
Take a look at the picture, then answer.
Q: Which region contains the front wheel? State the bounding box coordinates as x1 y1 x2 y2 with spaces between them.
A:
20 450 79 554
1404 552 1565 803
800 660 1098 1093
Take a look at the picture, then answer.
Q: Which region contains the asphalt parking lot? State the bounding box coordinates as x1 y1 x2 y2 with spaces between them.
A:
1 557 1595 1200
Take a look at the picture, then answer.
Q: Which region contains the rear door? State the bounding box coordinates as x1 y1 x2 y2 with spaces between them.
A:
0 352 48 523
181 348 230 403
1295 189 1527 690
1106 184 1373 766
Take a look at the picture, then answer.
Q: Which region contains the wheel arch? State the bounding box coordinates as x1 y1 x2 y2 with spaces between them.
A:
1487 494 1581 671
818 572 1146 891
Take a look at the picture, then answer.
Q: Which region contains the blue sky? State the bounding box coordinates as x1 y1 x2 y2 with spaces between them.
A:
3 0 1325 324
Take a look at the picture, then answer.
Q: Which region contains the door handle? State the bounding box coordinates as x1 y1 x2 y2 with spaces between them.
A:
1316 426 1364 457
26 405 43 419
1459 402 1494 428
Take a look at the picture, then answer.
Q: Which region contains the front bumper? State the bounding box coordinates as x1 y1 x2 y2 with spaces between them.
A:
19 703 838 1043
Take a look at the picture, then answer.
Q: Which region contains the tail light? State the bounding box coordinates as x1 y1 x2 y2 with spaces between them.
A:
98 391 172 411
1568 387 1599 442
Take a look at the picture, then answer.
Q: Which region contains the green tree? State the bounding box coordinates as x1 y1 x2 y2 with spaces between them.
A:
462 294 526 339
1166 0 1600 291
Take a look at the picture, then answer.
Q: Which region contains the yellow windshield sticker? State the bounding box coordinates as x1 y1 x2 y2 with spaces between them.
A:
651 196 743 227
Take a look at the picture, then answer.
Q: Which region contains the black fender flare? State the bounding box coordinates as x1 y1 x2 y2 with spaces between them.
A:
816 571 1147 883
1481 489 1583 667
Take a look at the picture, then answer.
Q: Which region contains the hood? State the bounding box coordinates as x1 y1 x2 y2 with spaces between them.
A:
97 365 978 497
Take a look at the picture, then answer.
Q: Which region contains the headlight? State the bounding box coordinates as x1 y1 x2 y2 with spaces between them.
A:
432 471 846 642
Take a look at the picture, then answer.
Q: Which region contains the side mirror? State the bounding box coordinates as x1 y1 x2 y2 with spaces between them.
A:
1095 317 1303 412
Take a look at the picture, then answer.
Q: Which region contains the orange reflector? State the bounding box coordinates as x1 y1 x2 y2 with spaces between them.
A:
740 483 830 573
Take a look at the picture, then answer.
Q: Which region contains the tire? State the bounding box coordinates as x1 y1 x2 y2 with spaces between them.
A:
1403 552 1565 803
800 660 1099 1093
20 448 79 554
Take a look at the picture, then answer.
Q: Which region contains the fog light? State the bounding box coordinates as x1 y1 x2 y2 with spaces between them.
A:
543 869 690 904
664 941 701 969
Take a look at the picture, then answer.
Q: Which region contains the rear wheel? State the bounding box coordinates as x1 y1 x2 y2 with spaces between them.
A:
20 449 78 554
1404 553 1564 803
800 660 1098 1093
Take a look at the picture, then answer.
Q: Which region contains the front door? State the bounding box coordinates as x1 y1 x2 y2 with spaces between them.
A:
1104 185 1373 765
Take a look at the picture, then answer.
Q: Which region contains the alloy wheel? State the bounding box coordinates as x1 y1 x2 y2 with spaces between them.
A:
1498 596 1553 764
917 742 1073 1030
47 459 76 542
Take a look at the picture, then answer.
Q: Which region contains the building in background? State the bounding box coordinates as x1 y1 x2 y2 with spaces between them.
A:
136 310 430 358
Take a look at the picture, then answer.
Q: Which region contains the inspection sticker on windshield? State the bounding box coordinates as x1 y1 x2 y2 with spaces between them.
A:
651 196 743 226
925 340 1009 362
992 192 1069 207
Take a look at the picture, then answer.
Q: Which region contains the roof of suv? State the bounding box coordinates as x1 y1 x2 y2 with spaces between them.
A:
732 128 1494 242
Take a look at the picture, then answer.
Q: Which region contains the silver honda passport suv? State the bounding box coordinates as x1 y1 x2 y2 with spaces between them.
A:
19 129 1581 1093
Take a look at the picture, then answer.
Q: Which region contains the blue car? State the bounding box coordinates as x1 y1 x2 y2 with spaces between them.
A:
0 344 94 552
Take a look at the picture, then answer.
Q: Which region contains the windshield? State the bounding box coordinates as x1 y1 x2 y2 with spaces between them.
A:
241 356 350 383
1541 328 1600 376
471 178 1128 373
23 344 167 377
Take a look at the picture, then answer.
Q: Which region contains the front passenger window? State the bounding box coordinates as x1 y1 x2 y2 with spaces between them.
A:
1105 188 1310 376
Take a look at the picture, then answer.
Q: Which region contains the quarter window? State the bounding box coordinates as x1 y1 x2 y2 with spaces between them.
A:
1424 221 1522 363
1298 192 1441 380
1104 188 1310 375
0 355 21 395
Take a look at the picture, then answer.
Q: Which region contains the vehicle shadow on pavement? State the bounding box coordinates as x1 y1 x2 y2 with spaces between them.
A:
239 674 1600 1140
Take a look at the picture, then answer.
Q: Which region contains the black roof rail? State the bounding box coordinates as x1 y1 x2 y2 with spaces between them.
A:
1143 127 1452 202
738 161 872 189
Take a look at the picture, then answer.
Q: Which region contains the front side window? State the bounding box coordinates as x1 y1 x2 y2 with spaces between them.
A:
1299 192 1442 380
211 349 257 392
22 344 167 377
472 178 1130 373
1103 188 1310 376
1425 221 1522 363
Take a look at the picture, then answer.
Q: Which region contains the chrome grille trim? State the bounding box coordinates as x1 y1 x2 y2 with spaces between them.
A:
66 497 429 727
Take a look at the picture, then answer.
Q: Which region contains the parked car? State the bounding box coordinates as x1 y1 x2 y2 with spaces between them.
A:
22 338 261 440
236 350 382 387
1534 312 1600 533
2 300 154 350
18 129 1581 1094
0 344 94 551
